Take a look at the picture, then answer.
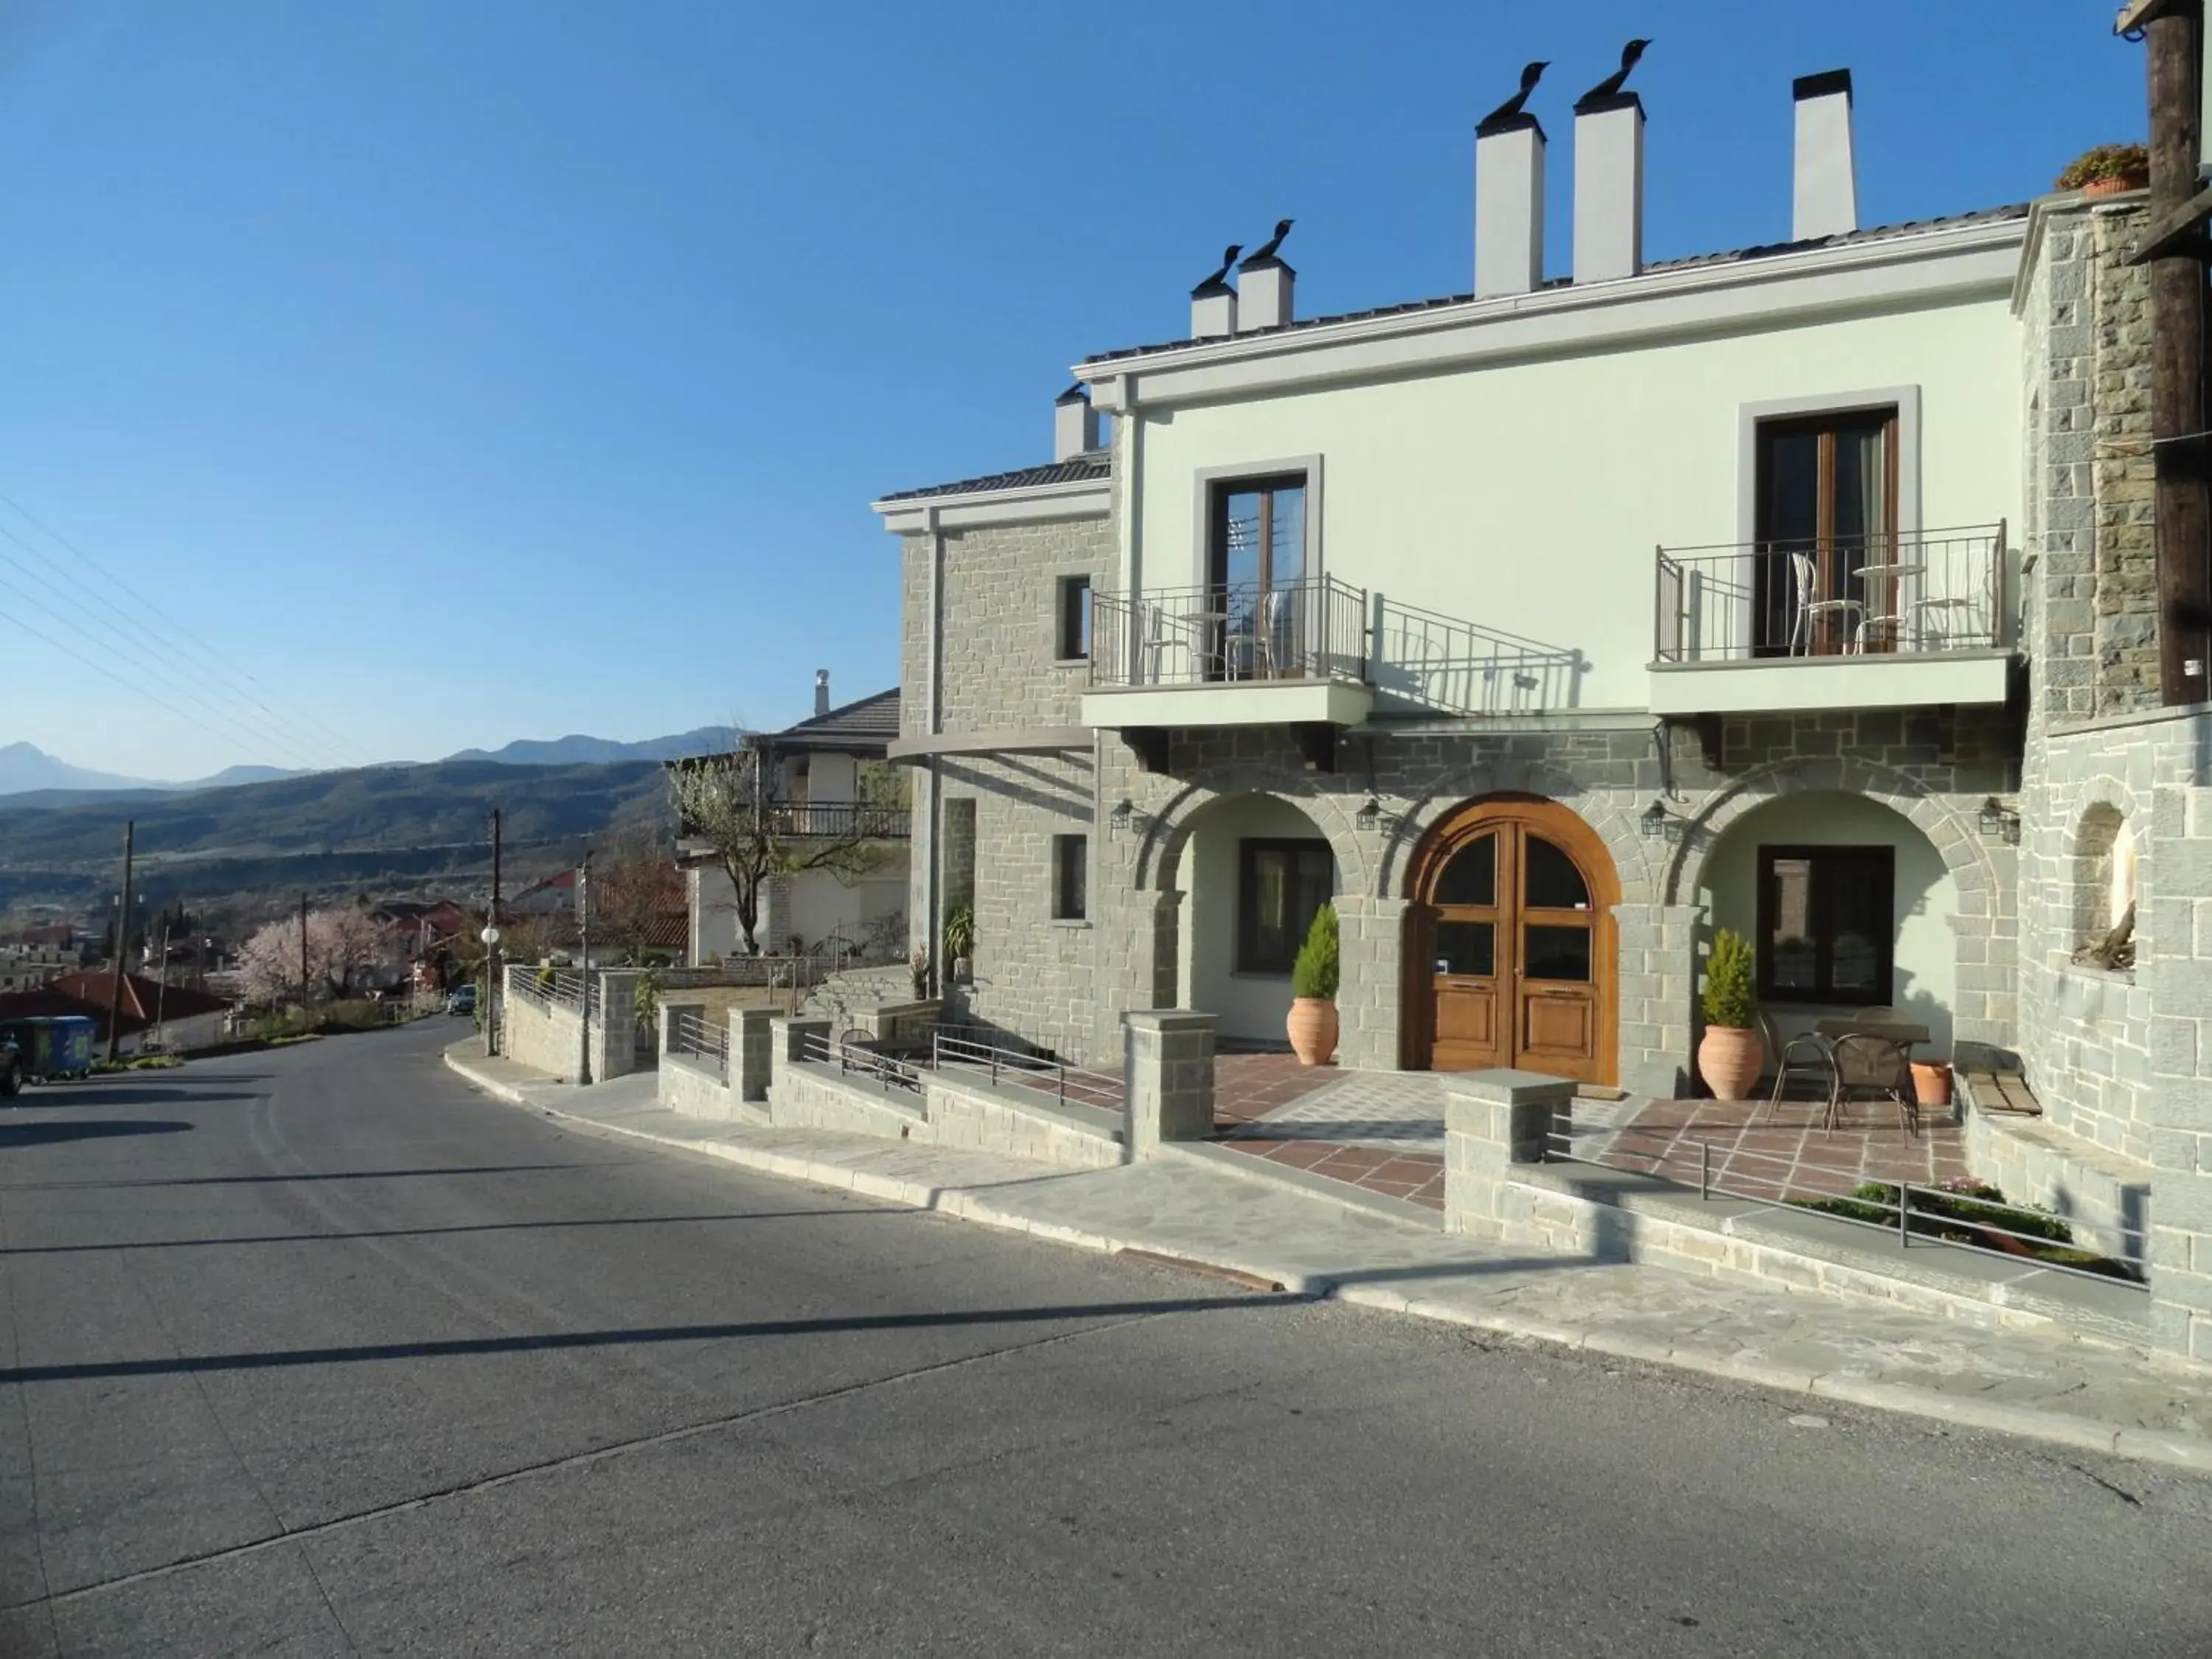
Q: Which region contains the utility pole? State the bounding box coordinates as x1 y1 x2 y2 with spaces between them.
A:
152 923 172 1050
299 891 310 1004
2132 0 2212 700
577 849 593 1085
104 821 135 1062
484 807 502 1059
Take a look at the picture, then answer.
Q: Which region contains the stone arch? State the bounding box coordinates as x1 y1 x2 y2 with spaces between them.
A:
1658 755 1995 908
1374 754 1658 906
1133 773 1374 900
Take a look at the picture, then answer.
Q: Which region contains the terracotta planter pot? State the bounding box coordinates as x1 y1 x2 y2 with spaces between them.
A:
2083 175 2144 198
1287 997 1339 1067
1912 1060 1953 1109
1697 1024 1762 1102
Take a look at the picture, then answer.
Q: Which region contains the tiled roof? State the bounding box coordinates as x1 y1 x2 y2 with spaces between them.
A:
876 451 1110 504
771 688 901 753
47 971 233 1023
1078 204 2034 366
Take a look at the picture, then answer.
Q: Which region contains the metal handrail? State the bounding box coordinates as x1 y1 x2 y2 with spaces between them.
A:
1089 574 1370 689
759 801 911 841
1653 521 2008 664
1544 1116 2144 1289
930 1030 1124 1111
796 1027 925 1095
665 1006 727 1077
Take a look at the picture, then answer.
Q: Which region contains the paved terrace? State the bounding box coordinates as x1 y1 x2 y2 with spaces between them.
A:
1211 1057 1968 1217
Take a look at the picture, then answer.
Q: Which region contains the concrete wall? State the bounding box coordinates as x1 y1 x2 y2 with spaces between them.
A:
1698 789 1961 1061
501 984 581 1081
1131 294 2022 712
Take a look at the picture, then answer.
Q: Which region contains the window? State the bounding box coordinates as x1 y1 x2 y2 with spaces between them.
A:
1051 834 1088 922
1237 838 1333 974
1056 575 1092 661
1754 407 1898 655
1756 846 1894 1005
1208 473 1308 681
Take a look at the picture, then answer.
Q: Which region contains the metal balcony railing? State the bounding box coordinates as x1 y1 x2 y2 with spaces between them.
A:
1654 524 2009 664
761 801 910 841
1090 575 1370 689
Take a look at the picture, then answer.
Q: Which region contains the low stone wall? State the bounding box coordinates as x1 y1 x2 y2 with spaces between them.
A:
1961 1080 2152 1267
771 1061 928 1140
501 989 581 1082
660 1053 742 1122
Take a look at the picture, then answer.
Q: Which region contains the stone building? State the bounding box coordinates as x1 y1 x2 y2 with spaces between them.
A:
870 69 2212 1356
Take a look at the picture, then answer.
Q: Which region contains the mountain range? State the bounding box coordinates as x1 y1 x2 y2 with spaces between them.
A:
0 728 741 799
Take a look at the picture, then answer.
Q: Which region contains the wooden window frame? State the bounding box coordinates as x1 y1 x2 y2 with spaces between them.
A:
1755 844 1896 1006
1206 472 1309 594
1753 407 1900 655
1055 574 1092 663
1236 837 1332 975
1051 833 1088 922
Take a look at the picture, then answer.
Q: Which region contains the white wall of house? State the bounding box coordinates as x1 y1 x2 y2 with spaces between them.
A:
1177 794 1335 1047
1697 790 1958 1062
794 751 860 800
687 856 909 964
1128 293 2021 712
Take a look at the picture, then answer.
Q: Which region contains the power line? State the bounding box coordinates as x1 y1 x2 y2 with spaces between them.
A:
0 541 328 772
0 487 382 768
0 525 333 772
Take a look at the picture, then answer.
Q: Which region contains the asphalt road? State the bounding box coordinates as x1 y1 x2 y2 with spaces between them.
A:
0 1021 2207 1658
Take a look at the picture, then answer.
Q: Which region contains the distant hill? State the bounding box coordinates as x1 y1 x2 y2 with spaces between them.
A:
0 742 313 799
442 726 741 767
0 757 672 910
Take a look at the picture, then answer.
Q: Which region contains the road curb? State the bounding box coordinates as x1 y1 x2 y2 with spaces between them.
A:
441 1051 2212 1478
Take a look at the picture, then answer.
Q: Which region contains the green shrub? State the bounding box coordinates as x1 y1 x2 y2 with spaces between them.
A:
1700 928 1756 1029
1291 902 1340 1001
2056 142 2148 189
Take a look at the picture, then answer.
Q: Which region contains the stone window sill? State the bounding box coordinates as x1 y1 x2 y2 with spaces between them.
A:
1050 917 1092 930
1052 657 1088 669
2060 959 2135 988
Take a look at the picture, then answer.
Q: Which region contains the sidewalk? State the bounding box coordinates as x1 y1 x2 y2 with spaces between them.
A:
443 1043 2212 1476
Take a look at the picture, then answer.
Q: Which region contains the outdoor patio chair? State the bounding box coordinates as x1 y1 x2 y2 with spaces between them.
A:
1829 1031 1919 1138
1755 1010 1836 1123
1785 551 1863 656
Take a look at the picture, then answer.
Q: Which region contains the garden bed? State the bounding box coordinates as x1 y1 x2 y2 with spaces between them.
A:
1791 1178 2141 1282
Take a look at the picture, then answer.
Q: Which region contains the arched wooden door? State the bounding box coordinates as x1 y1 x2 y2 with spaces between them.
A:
1405 796 1619 1085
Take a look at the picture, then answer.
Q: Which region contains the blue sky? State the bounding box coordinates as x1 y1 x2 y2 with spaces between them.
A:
0 0 2143 779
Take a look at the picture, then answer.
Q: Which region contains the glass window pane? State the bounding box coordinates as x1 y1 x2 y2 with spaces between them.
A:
1220 490 1263 591
1435 921 1495 978
1524 925 1591 982
1761 430 1820 549
1523 836 1590 910
1829 863 1886 996
1434 835 1496 907
1269 485 1306 585
1767 856 1817 991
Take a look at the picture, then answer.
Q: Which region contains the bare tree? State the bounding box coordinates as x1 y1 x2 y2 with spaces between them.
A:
589 823 682 963
666 746 892 957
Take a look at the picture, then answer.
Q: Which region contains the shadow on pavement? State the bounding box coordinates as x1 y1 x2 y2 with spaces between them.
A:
0 1208 910 1256
0 1293 1306 1385
0 1120 193 1149
0 1159 641 1193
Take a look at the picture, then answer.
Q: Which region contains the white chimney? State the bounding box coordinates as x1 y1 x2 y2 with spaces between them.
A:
1054 385 1099 461
1475 111 1545 297
1792 69 1858 242
1190 275 1237 340
1237 223 1296 331
814 669 830 717
1573 88 1644 285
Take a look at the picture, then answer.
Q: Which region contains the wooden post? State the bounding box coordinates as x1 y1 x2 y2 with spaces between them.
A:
2147 1 2212 702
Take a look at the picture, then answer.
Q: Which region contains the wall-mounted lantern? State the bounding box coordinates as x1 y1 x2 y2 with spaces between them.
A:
1978 797 2022 845
1640 798 1686 845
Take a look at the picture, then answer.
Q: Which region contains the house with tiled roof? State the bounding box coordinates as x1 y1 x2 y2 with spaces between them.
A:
674 672 910 964
0 971 236 1054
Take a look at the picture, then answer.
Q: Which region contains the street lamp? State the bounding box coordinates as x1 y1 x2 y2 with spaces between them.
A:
479 922 501 1057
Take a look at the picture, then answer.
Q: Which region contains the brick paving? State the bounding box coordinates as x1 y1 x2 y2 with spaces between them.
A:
1211 1061 1966 1217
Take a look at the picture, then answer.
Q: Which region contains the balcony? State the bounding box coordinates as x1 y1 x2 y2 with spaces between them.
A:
1649 524 2014 716
677 802 909 864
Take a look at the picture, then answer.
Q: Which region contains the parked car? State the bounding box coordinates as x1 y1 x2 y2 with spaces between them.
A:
0 1037 18 1099
446 984 477 1017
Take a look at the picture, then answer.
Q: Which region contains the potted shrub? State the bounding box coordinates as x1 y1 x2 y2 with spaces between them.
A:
1286 902 1340 1067
1911 1058 1953 1111
2057 142 2149 198
1697 928 1762 1102
942 904 975 986
908 945 931 999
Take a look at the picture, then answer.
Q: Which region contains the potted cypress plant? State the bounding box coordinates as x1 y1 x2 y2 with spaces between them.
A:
2057 142 2149 197
1697 928 1762 1102
1286 902 1340 1067
942 904 975 986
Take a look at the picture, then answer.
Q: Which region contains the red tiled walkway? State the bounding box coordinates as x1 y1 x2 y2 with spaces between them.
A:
1571 1091 1969 1199
1212 1056 1445 1211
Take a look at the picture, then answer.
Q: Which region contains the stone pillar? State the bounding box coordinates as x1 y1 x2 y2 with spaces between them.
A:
1334 895 1406 1071
1442 1068 1574 1237
1123 1010 1215 1155
2146 782 2212 1360
1620 902 1701 1098
733 1006 776 1102
587 970 643 1082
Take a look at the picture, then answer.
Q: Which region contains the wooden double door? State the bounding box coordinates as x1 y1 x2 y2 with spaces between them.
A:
1406 796 1618 1086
